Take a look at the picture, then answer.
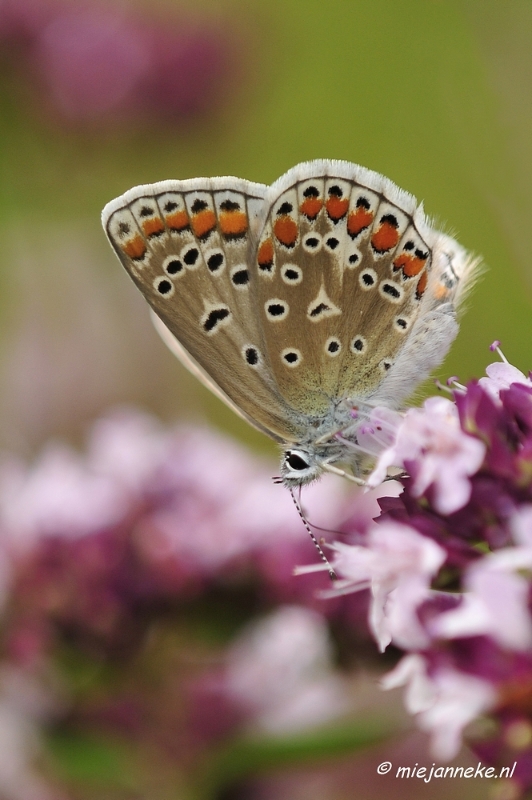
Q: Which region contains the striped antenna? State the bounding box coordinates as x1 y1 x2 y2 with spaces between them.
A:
289 488 337 581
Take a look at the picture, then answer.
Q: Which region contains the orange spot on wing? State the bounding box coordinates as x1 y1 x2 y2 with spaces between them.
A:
325 196 349 221
219 210 248 237
191 209 216 239
166 210 189 231
122 235 146 260
371 222 400 253
274 216 298 247
257 238 274 268
416 271 428 298
347 207 374 238
300 197 323 219
142 217 165 237
393 252 427 277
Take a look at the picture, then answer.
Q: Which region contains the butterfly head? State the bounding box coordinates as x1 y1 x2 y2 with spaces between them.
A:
280 448 323 487
279 439 354 487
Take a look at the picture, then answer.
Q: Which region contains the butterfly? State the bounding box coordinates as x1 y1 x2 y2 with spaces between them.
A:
102 160 476 489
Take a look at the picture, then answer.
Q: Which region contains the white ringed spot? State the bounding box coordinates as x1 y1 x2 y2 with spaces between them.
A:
204 249 225 274
394 315 411 333
302 233 322 253
230 264 250 289
324 235 341 252
346 248 362 268
242 344 261 368
350 335 367 354
307 286 341 322
154 276 174 298
325 337 342 357
359 269 377 290
379 281 403 303
201 304 232 335
182 245 201 269
281 347 302 367
281 263 303 285
162 254 184 278
265 298 289 322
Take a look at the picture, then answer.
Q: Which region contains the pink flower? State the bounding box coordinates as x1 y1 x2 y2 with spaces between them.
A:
368 397 485 514
137 426 345 574
35 5 150 122
0 409 171 548
345 405 403 459
0 666 64 800
510 505 532 548
432 548 532 651
326 521 446 651
0 0 59 41
382 655 495 760
0 444 121 546
479 361 532 401
0 0 234 127
86 407 172 493
225 606 349 734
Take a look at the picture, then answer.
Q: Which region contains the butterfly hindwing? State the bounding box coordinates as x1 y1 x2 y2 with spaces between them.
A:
251 162 434 416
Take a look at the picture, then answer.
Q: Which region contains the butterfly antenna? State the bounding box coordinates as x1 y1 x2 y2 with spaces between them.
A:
289 488 337 581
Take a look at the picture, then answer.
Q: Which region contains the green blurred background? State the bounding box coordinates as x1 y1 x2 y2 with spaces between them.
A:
1 0 531 458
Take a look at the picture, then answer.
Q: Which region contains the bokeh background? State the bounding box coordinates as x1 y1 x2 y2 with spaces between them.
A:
0 0 529 798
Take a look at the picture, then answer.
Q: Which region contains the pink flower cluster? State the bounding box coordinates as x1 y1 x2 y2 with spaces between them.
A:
0 0 234 127
0 408 373 797
318 346 532 793
0 409 347 650
3 344 532 795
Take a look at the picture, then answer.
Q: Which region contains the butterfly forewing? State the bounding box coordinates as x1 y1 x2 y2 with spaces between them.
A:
103 179 305 442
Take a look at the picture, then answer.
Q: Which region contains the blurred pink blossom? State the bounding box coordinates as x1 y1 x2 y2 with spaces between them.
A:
36 5 150 122
510 505 532 547
0 408 345 571
0 0 59 41
350 405 403 458
0 408 352 673
432 548 532 651
0 0 235 127
3 343 532 791
0 666 65 800
382 655 496 761
0 445 123 546
225 605 349 735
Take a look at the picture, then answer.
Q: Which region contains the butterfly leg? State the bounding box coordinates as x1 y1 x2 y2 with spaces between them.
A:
321 461 366 485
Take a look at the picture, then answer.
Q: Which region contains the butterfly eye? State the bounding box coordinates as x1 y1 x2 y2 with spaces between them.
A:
286 451 309 471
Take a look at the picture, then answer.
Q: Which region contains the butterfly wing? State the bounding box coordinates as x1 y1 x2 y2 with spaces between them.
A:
102 177 304 444
250 160 476 416
103 163 477 450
